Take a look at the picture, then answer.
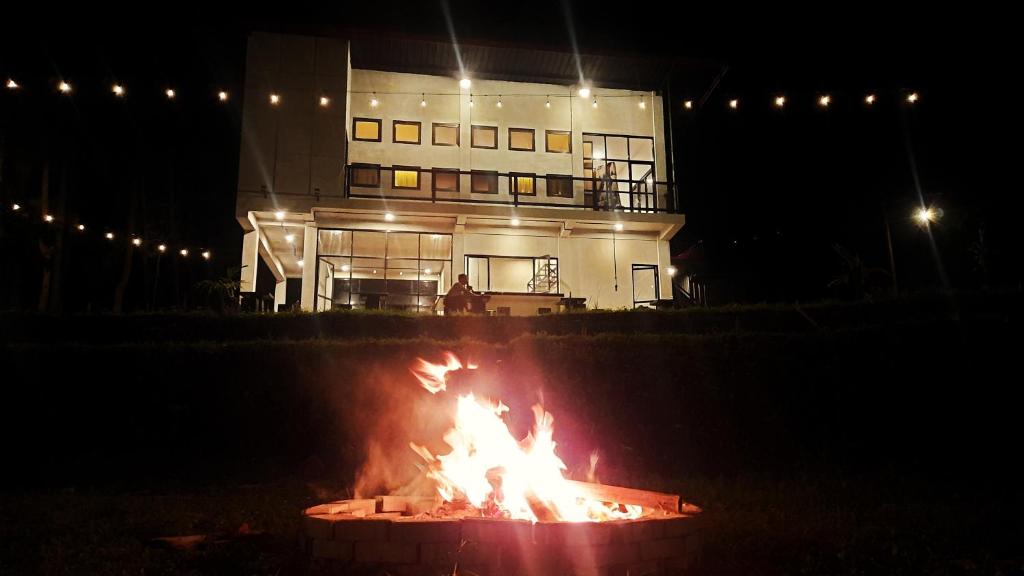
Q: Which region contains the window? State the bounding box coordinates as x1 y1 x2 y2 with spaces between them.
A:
465 255 559 294
352 118 382 142
350 164 380 187
508 128 535 151
393 121 421 145
471 125 498 149
432 169 460 192
546 175 573 198
471 171 498 194
510 173 536 196
393 166 420 189
545 130 572 153
432 123 459 146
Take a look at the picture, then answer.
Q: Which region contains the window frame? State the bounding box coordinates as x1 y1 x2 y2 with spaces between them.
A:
470 170 499 194
352 117 382 142
545 174 574 198
431 122 460 147
545 129 572 153
471 125 499 149
508 127 536 152
392 165 421 190
392 120 422 145
509 172 537 196
432 168 460 193
350 163 381 187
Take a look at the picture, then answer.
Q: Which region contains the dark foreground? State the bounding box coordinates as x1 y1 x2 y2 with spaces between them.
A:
2 471 1020 575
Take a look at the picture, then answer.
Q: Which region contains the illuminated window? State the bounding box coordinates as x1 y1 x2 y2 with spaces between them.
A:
352 118 381 142
432 123 459 146
511 173 536 196
471 171 498 194
393 121 421 145
432 169 460 192
546 175 573 198
471 125 498 149
508 128 535 151
545 130 571 153
393 167 420 189
350 164 380 187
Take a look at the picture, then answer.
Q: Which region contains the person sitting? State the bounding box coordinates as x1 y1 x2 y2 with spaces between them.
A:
444 274 474 315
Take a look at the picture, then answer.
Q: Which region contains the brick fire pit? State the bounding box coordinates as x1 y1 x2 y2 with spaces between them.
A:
303 494 702 575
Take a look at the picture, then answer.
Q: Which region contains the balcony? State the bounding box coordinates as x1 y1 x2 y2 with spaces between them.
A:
345 165 680 213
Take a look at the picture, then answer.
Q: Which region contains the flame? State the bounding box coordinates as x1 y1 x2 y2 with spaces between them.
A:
409 355 642 522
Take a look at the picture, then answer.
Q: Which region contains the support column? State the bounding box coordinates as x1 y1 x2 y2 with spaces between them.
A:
300 223 317 311
240 229 259 293
274 280 287 312
657 240 672 300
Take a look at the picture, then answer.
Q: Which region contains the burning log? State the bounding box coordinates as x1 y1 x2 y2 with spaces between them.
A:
565 480 682 514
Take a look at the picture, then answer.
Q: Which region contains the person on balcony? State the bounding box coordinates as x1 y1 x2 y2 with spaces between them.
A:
444 274 479 314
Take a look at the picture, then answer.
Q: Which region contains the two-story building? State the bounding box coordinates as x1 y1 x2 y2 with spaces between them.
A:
235 32 685 314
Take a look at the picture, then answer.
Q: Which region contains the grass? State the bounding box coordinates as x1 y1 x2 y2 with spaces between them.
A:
2 472 1019 575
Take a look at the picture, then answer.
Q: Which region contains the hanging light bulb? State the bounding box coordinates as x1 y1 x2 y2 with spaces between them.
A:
510 218 521 226
58 81 72 94
370 92 379 107
274 210 285 221
578 86 591 98
44 214 54 223
218 91 228 101
270 93 280 105
285 233 295 244
165 88 176 99
592 96 598 108
774 95 786 108
818 94 831 107
420 93 427 107
297 260 305 268
545 96 551 108
105 232 115 240
865 94 877 105
459 77 471 89
132 238 142 247
614 222 624 232
158 244 167 253
469 95 474 107
497 95 503 108
319 96 330 107
77 224 86 231
728 99 738 109
684 100 693 110
180 248 188 257
384 212 396 222
906 92 919 104
202 250 211 260
12 203 20 211
112 84 125 97
6 79 19 89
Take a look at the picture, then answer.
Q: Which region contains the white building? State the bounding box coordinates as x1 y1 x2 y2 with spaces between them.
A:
236 33 685 314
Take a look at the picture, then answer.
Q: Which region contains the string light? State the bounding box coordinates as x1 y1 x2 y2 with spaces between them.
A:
6 79 18 89
202 250 211 260
165 88 176 99
728 99 738 109
158 244 167 253
217 91 229 101
459 77 471 89
132 238 142 246
578 86 591 98
818 94 831 107
105 232 114 240
319 96 330 107
44 214 54 223
906 92 919 104
58 81 72 94
865 94 876 105
270 93 280 105
77 224 86 231
179 248 188 257
684 100 693 110
370 92 378 107
774 95 786 108
12 204 20 211
420 93 427 107
112 84 125 97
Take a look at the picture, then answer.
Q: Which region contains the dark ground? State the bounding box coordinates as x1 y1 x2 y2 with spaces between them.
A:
2 295 1022 575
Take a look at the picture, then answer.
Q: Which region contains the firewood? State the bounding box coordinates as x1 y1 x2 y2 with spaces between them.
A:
376 495 441 514
325 498 377 515
565 480 681 513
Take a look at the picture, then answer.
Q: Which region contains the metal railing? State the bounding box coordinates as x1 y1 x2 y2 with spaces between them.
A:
345 165 679 213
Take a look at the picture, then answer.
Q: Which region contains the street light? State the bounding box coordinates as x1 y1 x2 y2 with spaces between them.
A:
913 206 942 226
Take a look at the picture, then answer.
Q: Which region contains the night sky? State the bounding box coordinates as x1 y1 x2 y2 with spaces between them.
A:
1 4 1019 310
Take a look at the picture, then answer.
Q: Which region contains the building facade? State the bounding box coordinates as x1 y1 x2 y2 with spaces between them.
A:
235 33 685 314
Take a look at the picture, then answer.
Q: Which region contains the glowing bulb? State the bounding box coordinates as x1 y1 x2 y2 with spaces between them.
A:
592 97 598 108
614 222 624 232
469 96 474 107
202 250 211 260
297 260 304 268
77 224 85 231
370 93 378 107
180 248 188 257
341 264 350 272
545 96 551 108
424 268 432 275
165 88 176 99
496 96 502 108
285 234 295 244
510 218 520 226
158 244 167 253
684 100 693 109
728 99 738 109
913 206 939 225
105 232 114 240
132 238 142 246
384 212 395 222
774 95 786 108
274 211 285 220
6 79 18 89
12 203 20 211
319 96 330 107
420 94 427 107
44 214 54 223
818 95 831 107
218 91 228 101
907 92 919 103
578 86 591 98
638 98 646 110
58 81 72 94
459 77 471 89
667 265 678 277
865 94 876 105
270 93 280 105
112 84 125 97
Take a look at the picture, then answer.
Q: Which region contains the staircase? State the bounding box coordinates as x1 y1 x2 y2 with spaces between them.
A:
527 258 558 293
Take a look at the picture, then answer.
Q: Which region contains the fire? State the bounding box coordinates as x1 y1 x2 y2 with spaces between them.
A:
409 355 642 522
